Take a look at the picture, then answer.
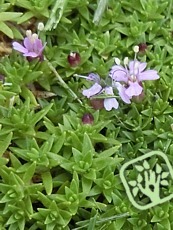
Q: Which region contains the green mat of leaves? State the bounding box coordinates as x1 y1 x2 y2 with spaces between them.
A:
0 0 173 229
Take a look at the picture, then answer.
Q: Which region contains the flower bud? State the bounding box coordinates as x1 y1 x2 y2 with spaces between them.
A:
133 45 139 53
82 113 94 124
67 52 81 67
114 57 121 65
123 57 129 66
138 43 147 53
37 22 44 31
90 99 104 110
132 90 145 103
26 30 32 37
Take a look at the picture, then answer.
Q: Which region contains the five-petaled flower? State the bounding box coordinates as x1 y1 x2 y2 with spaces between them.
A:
80 73 119 111
109 46 159 103
74 46 160 110
12 30 45 60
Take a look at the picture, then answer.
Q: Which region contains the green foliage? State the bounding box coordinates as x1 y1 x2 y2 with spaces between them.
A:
0 0 173 229
0 12 23 38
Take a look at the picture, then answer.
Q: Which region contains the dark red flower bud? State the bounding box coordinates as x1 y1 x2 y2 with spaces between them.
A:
82 113 94 124
90 99 104 110
133 91 145 103
138 43 147 53
67 52 81 67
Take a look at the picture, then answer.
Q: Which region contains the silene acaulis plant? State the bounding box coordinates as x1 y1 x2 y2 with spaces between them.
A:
12 29 46 61
76 46 160 111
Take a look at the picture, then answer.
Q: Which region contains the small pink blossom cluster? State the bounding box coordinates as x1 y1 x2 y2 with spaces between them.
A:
78 46 159 111
12 29 45 60
12 30 159 112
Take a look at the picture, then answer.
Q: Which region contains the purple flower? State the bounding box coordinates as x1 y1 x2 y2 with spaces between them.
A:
12 30 45 60
79 73 119 111
114 82 131 104
110 53 159 102
81 73 102 98
83 82 102 98
103 87 119 111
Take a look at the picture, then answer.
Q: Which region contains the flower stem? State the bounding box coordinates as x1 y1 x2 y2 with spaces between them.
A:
46 60 82 105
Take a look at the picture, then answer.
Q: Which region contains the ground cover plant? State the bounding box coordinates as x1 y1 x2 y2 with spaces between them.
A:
0 0 173 229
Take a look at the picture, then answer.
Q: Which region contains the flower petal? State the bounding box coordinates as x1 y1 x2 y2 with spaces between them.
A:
138 70 159 81
104 98 119 111
115 82 131 104
138 62 147 72
24 37 33 51
103 86 119 110
23 52 38 57
125 82 143 97
82 83 102 98
104 86 114 95
87 73 100 82
129 61 147 74
33 39 44 54
110 65 127 82
12 42 28 54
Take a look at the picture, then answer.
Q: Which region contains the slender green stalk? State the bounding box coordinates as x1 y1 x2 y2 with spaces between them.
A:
93 0 109 24
46 60 82 105
44 0 68 30
73 212 130 230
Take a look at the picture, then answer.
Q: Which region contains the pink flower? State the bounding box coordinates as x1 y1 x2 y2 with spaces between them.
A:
103 86 119 111
78 73 119 111
12 30 45 60
110 49 159 103
80 73 102 98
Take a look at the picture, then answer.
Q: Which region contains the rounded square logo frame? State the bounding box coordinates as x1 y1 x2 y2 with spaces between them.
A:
120 151 173 210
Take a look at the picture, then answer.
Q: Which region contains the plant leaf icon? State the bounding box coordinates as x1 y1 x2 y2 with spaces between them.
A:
156 163 162 174
128 180 137 187
132 187 139 197
137 173 143 183
143 160 150 170
160 180 169 186
135 165 144 172
161 172 169 179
